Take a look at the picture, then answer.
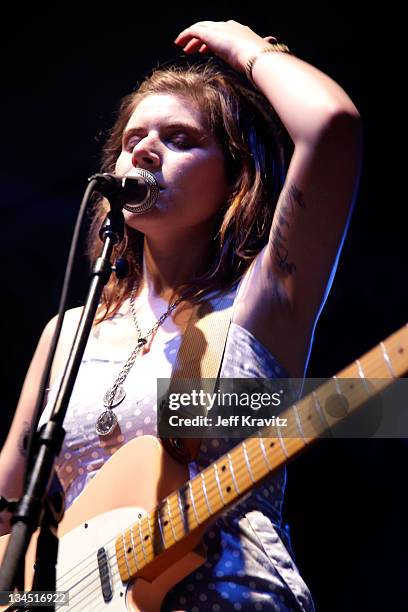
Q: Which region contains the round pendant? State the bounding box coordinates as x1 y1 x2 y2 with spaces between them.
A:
95 410 118 436
103 385 126 408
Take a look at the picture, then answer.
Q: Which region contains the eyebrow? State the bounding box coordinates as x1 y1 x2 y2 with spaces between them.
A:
122 122 207 145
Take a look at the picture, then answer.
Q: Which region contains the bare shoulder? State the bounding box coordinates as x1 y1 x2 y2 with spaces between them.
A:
48 306 84 386
5 305 84 439
0 306 84 524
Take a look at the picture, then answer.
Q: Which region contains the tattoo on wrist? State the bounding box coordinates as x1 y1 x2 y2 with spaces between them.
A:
270 182 306 276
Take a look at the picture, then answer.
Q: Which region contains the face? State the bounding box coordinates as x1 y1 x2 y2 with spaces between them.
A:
115 94 230 235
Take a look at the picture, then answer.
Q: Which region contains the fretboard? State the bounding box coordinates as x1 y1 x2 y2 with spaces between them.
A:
115 323 408 581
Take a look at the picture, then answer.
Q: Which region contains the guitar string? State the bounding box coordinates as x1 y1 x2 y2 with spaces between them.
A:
56 429 294 607
56 334 396 592
57 375 381 607
63 389 383 612
58 425 353 607
58 371 384 610
65 380 374 612
56 415 302 590
62 439 288 612
56 344 398 606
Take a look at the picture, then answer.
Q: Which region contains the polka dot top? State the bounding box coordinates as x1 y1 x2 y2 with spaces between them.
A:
38 306 315 611
39 318 287 514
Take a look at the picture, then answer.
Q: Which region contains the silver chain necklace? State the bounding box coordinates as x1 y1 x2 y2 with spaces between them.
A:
95 284 184 436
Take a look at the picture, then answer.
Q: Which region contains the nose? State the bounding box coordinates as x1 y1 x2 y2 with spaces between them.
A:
131 137 161 170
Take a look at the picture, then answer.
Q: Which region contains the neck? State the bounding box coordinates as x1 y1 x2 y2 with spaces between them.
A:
140 231 214 299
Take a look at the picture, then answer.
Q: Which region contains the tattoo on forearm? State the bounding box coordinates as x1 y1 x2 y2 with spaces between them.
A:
270 182 306 276
18 422 30 457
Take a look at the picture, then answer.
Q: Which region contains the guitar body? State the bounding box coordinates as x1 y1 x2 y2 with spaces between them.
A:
0 436 206 611
2 324 407 610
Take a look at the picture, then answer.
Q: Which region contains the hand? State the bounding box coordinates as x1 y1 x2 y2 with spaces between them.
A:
174 20 274 73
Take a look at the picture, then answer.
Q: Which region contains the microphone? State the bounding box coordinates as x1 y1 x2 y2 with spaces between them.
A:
89 168 160 214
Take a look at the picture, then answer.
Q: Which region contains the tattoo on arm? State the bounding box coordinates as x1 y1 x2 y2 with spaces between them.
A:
270 182 306 277
18 422 30 458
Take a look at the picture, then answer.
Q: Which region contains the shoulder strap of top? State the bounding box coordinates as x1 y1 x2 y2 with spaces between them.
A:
159 288 236 463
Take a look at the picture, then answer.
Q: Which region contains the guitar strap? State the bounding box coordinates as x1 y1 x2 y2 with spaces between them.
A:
159 288 236 464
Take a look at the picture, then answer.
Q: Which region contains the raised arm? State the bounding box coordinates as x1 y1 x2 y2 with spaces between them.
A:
175 21 362 374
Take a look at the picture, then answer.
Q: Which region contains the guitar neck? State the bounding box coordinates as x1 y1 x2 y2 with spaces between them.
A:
116 323 408 582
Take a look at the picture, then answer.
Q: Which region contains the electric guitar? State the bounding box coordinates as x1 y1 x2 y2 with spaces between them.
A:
0 323 407 611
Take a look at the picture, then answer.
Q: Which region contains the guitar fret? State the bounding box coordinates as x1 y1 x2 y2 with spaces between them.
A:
177 491 188 533
177 490 184 515
333 375 350 407
258 436 272 470
333 375 341 394
200 472 212 515
276 425 288 457
115 537 129 582
146 511 162 556
356 359 371 395
181 486 199 529
229 446 253 496
121 532 131 578
242 442 255 482
247 437 271 481
177 490 189 535
213 463 226 505
201 466 224 513
123 528 137 575
192 476 209 523
227 452 240 494
172 492 187 540
188 481 200 525
138 521 148 562
156 508 167 549
312 390 327 429
166 497 178 542
170 494 184 540
130 525 140 570
292 403 306 442
333 374 349 411
139 514 156 561
380 341 396 378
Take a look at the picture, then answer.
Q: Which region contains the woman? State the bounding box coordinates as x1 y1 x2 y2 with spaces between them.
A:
0 20 361 611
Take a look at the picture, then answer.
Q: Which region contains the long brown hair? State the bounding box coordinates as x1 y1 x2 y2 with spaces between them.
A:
88 58 292 322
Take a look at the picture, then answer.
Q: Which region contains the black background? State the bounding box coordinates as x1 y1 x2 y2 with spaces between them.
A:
1 4 406 611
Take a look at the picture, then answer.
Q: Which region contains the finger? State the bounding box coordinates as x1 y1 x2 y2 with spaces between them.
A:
263 35 278 43
174 21 214 45
181 37 205 54
175 31 199 46
198 43 210 54
174 31 190 45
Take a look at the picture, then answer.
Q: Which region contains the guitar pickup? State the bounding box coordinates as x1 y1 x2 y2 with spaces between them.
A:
97 546 113 602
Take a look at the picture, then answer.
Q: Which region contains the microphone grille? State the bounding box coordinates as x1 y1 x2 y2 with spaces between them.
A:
123 168 160 214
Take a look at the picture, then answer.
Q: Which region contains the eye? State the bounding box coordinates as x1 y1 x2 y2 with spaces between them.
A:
123 130 195 153
167 133 193 150
124 136 141 152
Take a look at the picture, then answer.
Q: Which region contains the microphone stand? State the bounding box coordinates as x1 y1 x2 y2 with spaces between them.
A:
0 185 125 610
